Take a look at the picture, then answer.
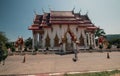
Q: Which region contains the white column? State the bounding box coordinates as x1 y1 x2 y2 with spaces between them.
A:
83 30 87 48
86 33 88 46
39 33 42 48
42 30 47 48
34 33 38 48
42 35 45 48
50 31 55 48
50 38 54 48
63 43 66 53
90 33 92 46
91 34 93 46
93 34 96 49
91 33 95 47
88 33 90 46
32 31 35 50
84 37 87 48
38 33 40 48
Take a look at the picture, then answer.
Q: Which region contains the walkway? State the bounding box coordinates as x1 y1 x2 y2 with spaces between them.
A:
0 52 120 75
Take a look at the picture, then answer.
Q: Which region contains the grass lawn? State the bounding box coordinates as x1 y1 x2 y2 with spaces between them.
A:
64 70 120 76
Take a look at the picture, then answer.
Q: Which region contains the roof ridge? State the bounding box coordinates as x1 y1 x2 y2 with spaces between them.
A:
51 10 72 12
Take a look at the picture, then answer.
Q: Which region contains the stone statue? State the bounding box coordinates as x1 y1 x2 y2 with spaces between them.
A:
15 36 24 52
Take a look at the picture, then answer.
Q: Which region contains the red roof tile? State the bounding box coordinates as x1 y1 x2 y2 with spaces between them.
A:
29 10 97 30
50 11 74 17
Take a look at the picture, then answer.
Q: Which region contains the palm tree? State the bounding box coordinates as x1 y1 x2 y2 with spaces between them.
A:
95 28 106 47
95 28 106 38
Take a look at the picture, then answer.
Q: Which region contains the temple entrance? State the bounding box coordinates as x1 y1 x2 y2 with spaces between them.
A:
65 32 74 51
65 42 73 52
60 26 79 52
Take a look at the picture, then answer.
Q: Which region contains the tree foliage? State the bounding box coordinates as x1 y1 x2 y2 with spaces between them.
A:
109 39 120 45
0 32 8 50
107 44 112 49
95 28 106 38
108 38 120 48
0 32 8 44
5 42 15 52
24 37 32 49
95 28 106 46
99 44 103 49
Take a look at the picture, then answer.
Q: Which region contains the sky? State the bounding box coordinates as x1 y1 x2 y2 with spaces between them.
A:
0 0 120 41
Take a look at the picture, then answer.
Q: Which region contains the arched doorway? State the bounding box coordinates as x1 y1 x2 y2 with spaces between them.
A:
79 33 84 46
61 26 78 52
65 33 74 51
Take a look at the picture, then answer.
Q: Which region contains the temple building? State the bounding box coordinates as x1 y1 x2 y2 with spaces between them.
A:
28 10 98 52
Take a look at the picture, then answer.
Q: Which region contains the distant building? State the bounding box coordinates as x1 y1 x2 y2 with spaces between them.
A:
28 10 98 52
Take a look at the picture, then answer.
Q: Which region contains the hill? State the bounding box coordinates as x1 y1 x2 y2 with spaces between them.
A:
106 34 120 41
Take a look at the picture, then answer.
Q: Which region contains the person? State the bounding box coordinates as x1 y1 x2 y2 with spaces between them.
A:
72 41 79 62
73 49 78 62
0 43 8 65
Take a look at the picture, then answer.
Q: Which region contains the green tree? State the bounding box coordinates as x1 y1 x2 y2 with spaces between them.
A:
5 42 12 49
95 28 106 38
0 32 8 65
24 37 32 50
5 42 15 52
0 32 8 44
108 38 120 49
95 28 106 46
109 39 120 45
0 32 8 50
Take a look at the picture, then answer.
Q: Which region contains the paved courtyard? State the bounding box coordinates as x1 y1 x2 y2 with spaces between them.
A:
0 52 120 75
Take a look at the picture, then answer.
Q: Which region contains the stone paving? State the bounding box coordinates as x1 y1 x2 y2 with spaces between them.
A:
0 52 120 75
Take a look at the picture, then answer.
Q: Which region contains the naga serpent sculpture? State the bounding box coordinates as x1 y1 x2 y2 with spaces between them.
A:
59 26 80 61
61 26 79 44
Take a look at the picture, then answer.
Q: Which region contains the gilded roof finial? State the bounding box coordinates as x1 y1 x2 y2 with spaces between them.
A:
33 10 37 15
86 10 88 15
72 6 75 14
79 9 81 15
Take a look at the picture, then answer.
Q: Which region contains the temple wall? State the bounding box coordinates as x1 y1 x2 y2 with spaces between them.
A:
77 28 88 49
52 25 61 48
42 28 47 48
70 25 78 41
82 29 87 48
32 24 96 50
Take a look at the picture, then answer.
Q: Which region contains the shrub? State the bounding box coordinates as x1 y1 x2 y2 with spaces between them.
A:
89 46 93 49
24 47 27 51
107 44 111 49
99 44 103 49
11 47 15 52
117 44 120 48
34 46 38 51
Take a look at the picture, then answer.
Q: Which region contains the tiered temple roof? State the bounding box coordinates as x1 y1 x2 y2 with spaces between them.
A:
29 10 97 31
